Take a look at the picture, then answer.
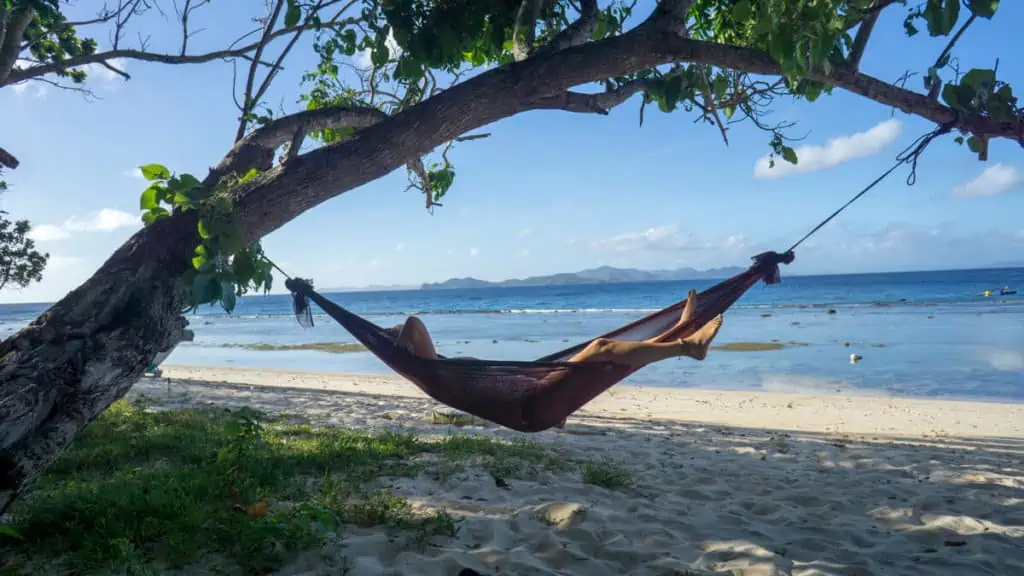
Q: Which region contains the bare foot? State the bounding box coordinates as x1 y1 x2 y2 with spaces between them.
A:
675 289 698 328
682 314 724 360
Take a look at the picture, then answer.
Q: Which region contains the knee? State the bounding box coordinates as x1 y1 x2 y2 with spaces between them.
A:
404 316 427 331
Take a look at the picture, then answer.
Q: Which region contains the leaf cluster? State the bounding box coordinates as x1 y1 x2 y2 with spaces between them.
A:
137 164 273 313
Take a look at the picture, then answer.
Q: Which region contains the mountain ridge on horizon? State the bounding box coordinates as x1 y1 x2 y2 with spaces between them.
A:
419 264 747 290
314 262 1024 293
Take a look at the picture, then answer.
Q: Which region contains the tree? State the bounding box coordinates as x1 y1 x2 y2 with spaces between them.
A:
0 213 48 294
0 154 48 296
0 0 1019 512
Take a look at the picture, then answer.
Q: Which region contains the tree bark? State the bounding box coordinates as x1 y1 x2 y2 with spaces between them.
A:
2 8 1022 513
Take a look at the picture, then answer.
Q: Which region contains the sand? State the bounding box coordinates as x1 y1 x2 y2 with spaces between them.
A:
132 366 1024 575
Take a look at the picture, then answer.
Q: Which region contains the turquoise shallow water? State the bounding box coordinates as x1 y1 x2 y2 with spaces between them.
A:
2 267 1022 401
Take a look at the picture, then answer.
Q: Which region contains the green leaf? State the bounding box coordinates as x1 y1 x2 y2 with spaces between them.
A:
142 207 169 226
966 135 983 153
923 0 959 36
198 219 211 239
192 272 216 304
176 173 202 192
941 83 961 108
284 0 301 28
967 0 999 18
232 251 256 279
140 186 159 210
781 146 799 165
220 229 244 255
732 0 752 22
723 105 736 120
0 524 25 540
192 245 208 270
237 168 260 184
961 68 995 92
221 281 237 313
139 164 171 181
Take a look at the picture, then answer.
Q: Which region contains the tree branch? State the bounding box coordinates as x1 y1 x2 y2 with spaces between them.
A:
847 9 880 70
235 0 286 141
2 16 357 86
512 0 542 61
535 0 599 55
219 20 1020 245
0 6 34 84
533 79 649 115
0 147 19 170
925 13 977 99
844 0 904 31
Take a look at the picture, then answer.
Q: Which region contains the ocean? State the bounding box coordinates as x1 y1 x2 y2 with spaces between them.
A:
2 268 1023 402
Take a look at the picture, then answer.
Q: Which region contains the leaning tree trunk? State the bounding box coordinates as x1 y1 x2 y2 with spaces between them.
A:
0 213 199 514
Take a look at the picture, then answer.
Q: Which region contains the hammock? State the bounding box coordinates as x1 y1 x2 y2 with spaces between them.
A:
283 250 794 432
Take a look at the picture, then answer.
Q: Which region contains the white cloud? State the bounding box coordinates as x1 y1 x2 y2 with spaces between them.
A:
515 249 530 258
469 247 479 257
591 225 713 253
395 242 405 252
47 255 84 271
566 236 578 246
27 208 139 243
28 225 72 242
519 228 533 237
64 209 138 232
753 119 902 179
721 234 748 251
124 168 146 180
353 30 401 69
951 164 1024 198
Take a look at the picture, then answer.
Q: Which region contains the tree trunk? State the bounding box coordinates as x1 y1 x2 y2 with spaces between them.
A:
0 214 198 514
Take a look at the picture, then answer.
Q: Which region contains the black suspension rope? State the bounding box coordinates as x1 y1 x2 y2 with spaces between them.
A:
785 114 960 254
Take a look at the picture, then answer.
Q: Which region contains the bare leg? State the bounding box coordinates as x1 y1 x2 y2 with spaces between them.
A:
392 316 439 359
569 314 724 371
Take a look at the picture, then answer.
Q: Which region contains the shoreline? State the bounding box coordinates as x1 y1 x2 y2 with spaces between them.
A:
152 365 1024 439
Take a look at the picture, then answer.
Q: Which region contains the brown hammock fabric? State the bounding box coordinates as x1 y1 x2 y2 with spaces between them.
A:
284 250 794 432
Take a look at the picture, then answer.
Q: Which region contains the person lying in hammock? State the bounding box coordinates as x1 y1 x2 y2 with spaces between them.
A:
384 289 724 425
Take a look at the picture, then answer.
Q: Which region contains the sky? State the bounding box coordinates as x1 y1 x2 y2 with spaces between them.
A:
1 1 1023 304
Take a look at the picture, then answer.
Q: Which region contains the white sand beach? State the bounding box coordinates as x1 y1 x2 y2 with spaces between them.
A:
131 366 1024 576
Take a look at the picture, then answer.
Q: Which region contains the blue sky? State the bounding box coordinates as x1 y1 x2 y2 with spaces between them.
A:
1 1 1022 304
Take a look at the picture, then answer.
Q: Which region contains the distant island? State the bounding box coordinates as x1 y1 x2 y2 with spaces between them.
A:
420 265 746 290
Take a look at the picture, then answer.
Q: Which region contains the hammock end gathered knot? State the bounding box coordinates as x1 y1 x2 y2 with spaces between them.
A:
751 250 795 286
285 277 314 295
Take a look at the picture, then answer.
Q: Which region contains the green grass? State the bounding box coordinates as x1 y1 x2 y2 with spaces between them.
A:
580 459 633 490
0 401 563 575
221 342 368 354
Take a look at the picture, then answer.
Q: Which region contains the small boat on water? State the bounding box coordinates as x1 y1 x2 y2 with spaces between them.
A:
1001 286 1017 296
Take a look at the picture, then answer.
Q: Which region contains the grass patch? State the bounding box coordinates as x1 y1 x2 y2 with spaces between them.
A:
580 459 633 490
221 342 367 354
711 341 809 352
436 434 566 481
0 401 554 575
